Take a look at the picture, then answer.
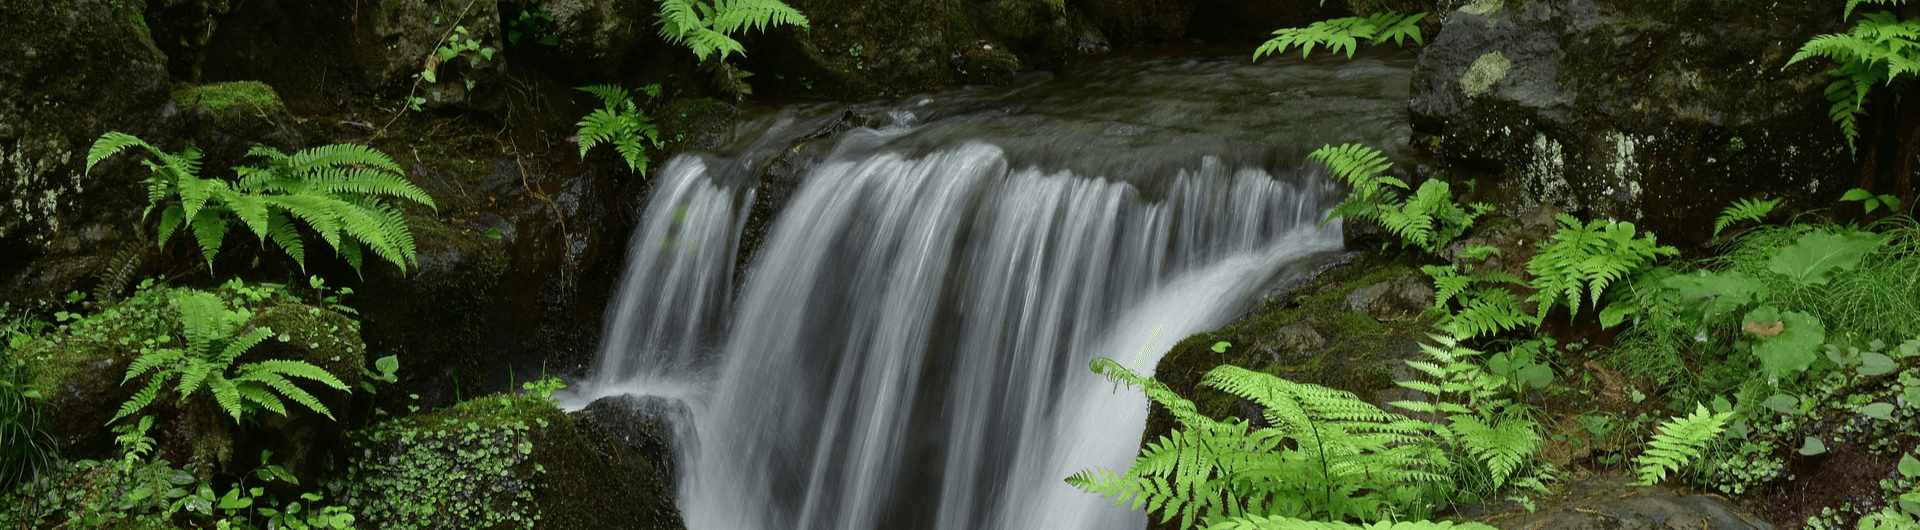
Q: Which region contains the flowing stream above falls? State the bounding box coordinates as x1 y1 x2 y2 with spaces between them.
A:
562 48 1418 530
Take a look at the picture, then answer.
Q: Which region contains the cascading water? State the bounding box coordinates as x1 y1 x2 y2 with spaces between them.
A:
569 49 1418 530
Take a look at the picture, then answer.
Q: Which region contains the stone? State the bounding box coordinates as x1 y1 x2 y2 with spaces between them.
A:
1409 0 1856 247
1493 475 1771 530
573 394 696 487
1344 273 1435 321
1269 323 1327 358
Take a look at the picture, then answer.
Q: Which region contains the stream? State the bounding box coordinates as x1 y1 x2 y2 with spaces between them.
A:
561 47 1419 530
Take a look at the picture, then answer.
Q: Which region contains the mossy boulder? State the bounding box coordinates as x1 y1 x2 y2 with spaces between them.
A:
1409 0 1855 247
353 214 511 408
237 303 368 486
0 0 176 308
337 393 684 529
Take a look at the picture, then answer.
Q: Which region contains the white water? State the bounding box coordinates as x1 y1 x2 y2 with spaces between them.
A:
569 136 1343 529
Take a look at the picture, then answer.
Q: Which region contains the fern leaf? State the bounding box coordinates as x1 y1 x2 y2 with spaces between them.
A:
237 384 289 417
87 132 155 174
265 213 307 270
110 377 167 425
190 208 231 269
1631 404 1732 485
710 0 811 36
1713 198 1780 238
244 359 349 391
209 377 245 421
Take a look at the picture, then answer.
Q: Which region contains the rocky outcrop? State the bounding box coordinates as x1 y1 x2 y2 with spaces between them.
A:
1410 0 1856 246
0 0 176 307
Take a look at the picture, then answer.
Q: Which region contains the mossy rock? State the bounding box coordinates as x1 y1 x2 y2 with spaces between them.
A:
337 393 684 529
238 304 368 487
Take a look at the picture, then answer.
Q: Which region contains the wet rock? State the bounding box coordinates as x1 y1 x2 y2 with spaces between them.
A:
1410 0 1855 247
573 394 695 488
1260 323 1327 361
0 0 176 307
237 304 368 487
1344 272 1435 321
537 0 659 80
1493 475 1772 530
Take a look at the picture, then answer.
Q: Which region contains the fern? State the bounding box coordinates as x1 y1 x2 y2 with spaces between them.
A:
1631 404 1733 485
575 84 664 174
1527 214 1676 322
1391 329 1544 495
1310 143 1487 253
112 290 349 424
1071 359 1446 526
656 0 809 62
88 133 434 276
1254 12 1428 61
1714 198 1781 239
1787 5 1920 152
1208 515 1495 530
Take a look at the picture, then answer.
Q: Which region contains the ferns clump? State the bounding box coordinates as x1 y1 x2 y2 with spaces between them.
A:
1069 359 1446 526
1526 214 1676 322
113 290 349 424
87 132 435 276
1713 198 1781 239
1631 404 1733 485
1255 12 1427 60
1787 1 1919 152
1309 143 1488 254
575 84 664 174
656 0 809 62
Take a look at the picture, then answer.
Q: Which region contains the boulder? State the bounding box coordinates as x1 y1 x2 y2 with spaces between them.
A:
1409 0 1856 246
1344 271 1434 321
0 0 176 307
1493 475 1772 530
571 394 695 494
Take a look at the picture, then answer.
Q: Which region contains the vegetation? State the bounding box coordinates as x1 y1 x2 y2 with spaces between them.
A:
654 0 809 62
111 288 348 424
1788 0 1919 152
87 132 436 276
575 84 665 174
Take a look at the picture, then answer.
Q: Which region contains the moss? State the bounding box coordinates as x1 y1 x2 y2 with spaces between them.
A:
173 81 286 113
1326 312 1388 340
1462 51 1511 97
246 304 367 388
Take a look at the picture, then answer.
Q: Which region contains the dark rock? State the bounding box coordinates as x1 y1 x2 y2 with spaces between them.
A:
1259 323 1327 362
572 394 695 489
1492 475 1771 530
1344 271 1434 320
0 0 177 308
1409 0 1855 247
236 304 368 487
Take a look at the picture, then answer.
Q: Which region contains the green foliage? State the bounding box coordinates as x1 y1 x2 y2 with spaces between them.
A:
1254 12 1427 60
655 0 809 62
576 84 664 174
1526 214 1676 322
1766 230 1883 285
1 313 57 493
1787 3 1919 152
522 376 566 402
334 393 554 529
1845 187 1906 214
1309 143 1488 253
1069 359 1444 526
1713 197 1780 238
1419 265 1536 340
88 132 436 276
1207 515 1496 530
1631 404 1732 485
508 10 559 46
1390 331 1544 494
113 290 349 424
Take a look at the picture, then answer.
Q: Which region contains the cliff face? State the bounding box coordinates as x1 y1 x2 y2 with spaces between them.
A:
1407 0 1859 245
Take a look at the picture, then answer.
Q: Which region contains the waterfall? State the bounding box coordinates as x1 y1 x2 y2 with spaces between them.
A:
572 49 1416 530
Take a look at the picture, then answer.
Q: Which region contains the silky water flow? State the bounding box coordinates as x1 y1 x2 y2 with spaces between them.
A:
564 49 1419 530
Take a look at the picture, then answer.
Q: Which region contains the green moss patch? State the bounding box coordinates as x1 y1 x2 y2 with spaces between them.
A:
173 81 285 113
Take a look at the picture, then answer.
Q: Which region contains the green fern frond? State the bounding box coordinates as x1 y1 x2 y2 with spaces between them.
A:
1846 0 1912 19
1254 12 1426 61
1452 414 1540 489
709 0 811 35
1527 215 1675 321
1444 288 1536 339
576 85 663 173
1632 404 1732 485
110 376 167 424
86 132 156 174
1714 198 1780 238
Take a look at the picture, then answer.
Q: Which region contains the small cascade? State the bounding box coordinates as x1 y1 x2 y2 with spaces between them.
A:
572 49 1417 530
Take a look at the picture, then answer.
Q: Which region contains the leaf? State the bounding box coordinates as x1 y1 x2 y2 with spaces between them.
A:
1860 402 1895 420
1900 453 1920 478
1798 436 1827 455
1746 306 1824 378
1211 341 1231 353
1762 393 1800 414
1767 231 1884 286
1858 351 1898 376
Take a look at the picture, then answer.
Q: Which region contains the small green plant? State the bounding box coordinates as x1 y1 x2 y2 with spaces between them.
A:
87 132 436 275
418 25 496 93
1714 197 1781 238
1631 404 1732 485
1844 187 1905 214
1254 11 1427 60
1309 143 1488 253
522 376 566 403
654 0 809 62
1526 214 1676 323
575 84 664 174
113 290 349 423
1787 1 1919 152
1069 359 1446 525
335 393 553 529
508 10 558 46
